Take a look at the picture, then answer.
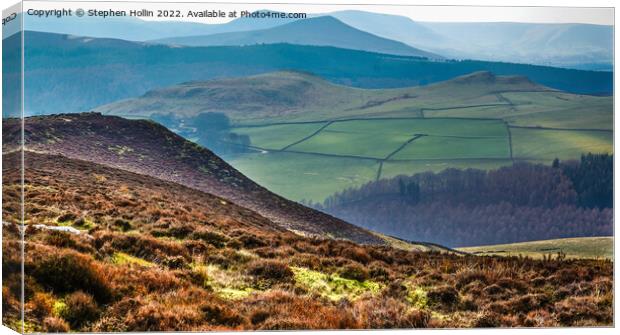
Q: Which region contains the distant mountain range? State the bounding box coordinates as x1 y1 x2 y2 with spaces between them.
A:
153 16 440 59
329 10 613 70
10 31 612 115
19 10 297 41
17 9 613 70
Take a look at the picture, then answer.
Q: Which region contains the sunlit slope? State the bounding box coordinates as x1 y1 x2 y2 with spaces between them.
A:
458 237 613 260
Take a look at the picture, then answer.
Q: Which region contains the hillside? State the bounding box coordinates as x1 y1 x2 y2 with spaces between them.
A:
1 113 383 245
13 31 612 114
154 16 440 59
96 70 553 122
2 151 613 331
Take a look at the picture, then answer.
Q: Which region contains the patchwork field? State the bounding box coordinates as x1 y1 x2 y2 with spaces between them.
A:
227 117 517 201
228 114 611 202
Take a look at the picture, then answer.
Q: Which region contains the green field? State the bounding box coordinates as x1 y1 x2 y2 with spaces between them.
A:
391 135 509 160
233 123 328 150
512 128 613 161
203 72 614 203
458 237 614 260
227 117 520 201
226 151 380 203
227 113 612 202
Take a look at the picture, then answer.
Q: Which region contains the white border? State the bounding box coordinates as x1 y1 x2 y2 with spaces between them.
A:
0 1 617 334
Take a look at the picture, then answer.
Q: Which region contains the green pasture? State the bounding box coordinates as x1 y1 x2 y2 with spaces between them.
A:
225 151 379 202
233 122 327 150
458 236 613 260
511 128 613 161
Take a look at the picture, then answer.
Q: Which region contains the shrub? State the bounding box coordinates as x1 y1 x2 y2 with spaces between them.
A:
200 301 245 327
246 260 293 284
555 296 612 326
29 249 112 303
339 264 369 282
355 296 430 328
455 270 488 289
290 254 321 270
246 290 358 330
162 255 187 269
57 213 77 223
61 291 100 328
507 294 549 314
473 312 501 327
112 219 132 232
43 316 70 332
249 309 270 325
27 292 54 320
427 286 460 309
340 246 371 264
124 301 202 331
190 230 228 248
368 263 391 281
234 234 267 249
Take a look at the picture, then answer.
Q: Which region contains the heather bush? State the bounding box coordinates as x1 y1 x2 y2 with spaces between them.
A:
246 260 293 284
354 296 430 328
190 229 228 248
200 301 245 327
427 286 460 309
61 291 101 328
43 316 70 332
27 292 54 320
339 264 369 282
29 249 112 303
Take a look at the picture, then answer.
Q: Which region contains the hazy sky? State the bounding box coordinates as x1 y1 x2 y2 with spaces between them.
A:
24 1 614 25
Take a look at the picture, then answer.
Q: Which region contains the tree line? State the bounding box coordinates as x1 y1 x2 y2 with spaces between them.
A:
304 154 612 247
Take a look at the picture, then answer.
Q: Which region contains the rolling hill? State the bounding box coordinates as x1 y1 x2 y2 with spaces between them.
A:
95 70 554 122
2 113 383 245
11 31 612 115
153 16 440 59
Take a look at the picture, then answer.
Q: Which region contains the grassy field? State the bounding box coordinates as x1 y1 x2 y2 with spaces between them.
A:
391 135 509 160
233 123 328 150
226 113 611 202
227 118 517 201
210 72 612 202
458 237 614 260
512 128 613 161
226 151 379 203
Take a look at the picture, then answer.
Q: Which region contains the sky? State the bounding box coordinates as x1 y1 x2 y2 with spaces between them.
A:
21 0 614 25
